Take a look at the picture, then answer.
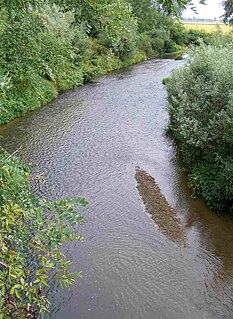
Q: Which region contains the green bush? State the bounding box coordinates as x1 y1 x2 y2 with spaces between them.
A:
186 29 211 46
167 44 233 212
0 149 88 317
162 77 171 85
0 4 94 124
136 33 153 59
185 29 233 47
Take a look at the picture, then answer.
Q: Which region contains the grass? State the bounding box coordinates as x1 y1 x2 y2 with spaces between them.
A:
183 23 232 34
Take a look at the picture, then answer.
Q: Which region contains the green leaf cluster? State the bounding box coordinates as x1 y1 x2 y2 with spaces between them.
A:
0 149 87 318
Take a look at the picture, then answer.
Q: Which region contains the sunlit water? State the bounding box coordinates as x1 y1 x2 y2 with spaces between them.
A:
1 59 233 319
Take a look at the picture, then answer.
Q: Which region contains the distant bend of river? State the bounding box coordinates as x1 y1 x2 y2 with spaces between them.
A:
0 59 233 319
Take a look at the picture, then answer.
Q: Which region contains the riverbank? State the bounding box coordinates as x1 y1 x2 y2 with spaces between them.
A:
0 2 194 127
1 50 191 126
0 48 146 126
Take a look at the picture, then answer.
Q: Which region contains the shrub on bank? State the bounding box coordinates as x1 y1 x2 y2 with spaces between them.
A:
167 44 233 212
0 150 88 317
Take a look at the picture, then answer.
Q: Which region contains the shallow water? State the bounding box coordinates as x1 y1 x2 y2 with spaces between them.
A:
1 59 233 319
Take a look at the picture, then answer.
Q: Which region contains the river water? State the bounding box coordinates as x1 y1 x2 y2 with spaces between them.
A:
0 59 233 319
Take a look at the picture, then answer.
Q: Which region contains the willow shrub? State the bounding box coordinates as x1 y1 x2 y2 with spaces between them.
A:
167 44 233 212
0 150 88 318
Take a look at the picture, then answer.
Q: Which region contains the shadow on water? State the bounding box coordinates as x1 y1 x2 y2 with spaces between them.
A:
0 59 233 319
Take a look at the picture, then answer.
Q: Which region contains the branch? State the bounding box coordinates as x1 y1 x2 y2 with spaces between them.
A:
0 261 9 268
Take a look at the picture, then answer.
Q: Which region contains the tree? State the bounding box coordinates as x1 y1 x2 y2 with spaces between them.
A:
127 0 206 17
222 0 233 24
0 0 206 16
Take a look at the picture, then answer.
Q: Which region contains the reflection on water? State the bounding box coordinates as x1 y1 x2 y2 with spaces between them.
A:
0 59 233 318
179 173 233 280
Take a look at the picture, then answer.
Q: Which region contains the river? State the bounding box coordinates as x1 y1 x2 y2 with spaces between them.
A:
0 59 233 319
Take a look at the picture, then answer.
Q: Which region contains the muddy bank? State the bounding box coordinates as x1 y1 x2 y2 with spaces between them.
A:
135 169 186 246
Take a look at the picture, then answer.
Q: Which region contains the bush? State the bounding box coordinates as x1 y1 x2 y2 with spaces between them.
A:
137 33 154 59
162 77 171 85
167 44 233 212
186 29 211 46
0 149 88 317
97 0 137 60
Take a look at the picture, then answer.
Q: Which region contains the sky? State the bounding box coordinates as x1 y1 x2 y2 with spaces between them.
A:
182 0 225 20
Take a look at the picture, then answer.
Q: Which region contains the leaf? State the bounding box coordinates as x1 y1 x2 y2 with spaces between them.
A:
15 289 21 299
13 284 21 289
10 287 15 295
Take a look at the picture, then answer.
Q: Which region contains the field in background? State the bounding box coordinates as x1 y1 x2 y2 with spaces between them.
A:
183 23 232 34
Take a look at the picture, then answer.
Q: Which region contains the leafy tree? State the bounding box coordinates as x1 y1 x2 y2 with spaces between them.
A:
0 0 206 16
97 0 137 59
127 0 206 17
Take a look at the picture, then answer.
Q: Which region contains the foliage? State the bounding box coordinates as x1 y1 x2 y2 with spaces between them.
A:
162 77 171 85
167 44 233 212
0 0 211 125
127 1 189 57
97 0 137 59
127 0 206 18
156 0 206 16
0 149 88 318
185 28 212 46
0 1 144 125
222 0 233 24
0 0 206 16
0 5 86 124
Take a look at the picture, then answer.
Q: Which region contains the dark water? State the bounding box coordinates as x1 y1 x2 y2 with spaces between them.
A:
1 59 233 319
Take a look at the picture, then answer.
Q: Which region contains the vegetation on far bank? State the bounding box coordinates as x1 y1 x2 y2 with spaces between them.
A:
0 0 215 126
166 40 233 213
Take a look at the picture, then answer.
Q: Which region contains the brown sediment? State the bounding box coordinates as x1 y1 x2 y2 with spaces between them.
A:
135 169 186 246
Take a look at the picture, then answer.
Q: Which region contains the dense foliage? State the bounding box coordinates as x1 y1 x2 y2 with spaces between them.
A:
167 43 233 212
0 150 88 317
0 0 204 125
